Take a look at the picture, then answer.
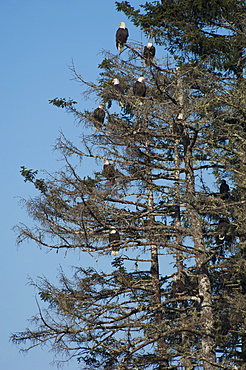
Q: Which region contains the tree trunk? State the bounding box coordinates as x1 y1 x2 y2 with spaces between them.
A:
175 68 194 369
147 138 169 369
151 240 169 369
183 133 216 370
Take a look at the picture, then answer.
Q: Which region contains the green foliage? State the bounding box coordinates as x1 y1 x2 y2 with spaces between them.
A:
20 166 47 194
49 97 77 109
38 290 55 303
111 256 125 271
80 176 98 190
98 58 114 70
116 0 245 73
115 1 141 26
34 179 48 194
20 166 38 183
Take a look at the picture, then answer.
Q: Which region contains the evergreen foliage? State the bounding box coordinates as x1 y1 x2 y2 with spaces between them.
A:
116 0 246 75
12 1 246 369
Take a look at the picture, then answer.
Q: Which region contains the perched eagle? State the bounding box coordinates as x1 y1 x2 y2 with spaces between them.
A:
172 274 185 296
112 78 125 107
220 180 230 199
172 119 184 135
116 22 129 52
103 160 115 183
93 104 105 129
112 78 124 94
217 218 230 242
133 77 146 97
109 228 121 256
143 43 156 66
213 218 231 262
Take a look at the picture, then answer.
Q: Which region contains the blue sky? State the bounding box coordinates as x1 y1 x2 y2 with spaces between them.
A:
1 1 160 369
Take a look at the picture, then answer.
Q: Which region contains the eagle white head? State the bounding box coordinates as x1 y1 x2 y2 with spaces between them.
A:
98 104 104 109
110 228 117 235
112 78 120 85
147 42 153 48
103 159 110 165
119 21 126 28
137 76 145 83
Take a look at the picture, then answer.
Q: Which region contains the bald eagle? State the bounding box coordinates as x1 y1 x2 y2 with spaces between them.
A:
112 78 125 106
217 218 230 242
213 218 231 262
103 160 115 183
109 228 121 256
172 120 184 135
220 180 230 199
133 77 146 97
112 78 124 94
172 274 185 295
93 104 105 129
143 43 156 66
116 22 129 53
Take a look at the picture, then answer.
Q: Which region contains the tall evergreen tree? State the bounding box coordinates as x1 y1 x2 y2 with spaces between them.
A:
12 2 246 369
116 0 246 76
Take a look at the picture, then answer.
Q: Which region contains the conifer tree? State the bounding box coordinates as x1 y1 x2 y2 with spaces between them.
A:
12 2 246 369
116 0 246 76
115 0 246 368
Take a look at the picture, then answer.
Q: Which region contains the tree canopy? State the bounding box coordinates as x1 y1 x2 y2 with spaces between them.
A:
116 0 246 76
12 1 246 369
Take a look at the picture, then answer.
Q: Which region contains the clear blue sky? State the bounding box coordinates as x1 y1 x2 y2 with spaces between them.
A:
1 1 157 369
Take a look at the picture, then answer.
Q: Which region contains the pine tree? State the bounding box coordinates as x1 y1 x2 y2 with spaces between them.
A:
116 1 246 367
115 0 246 76
11 4 246 369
